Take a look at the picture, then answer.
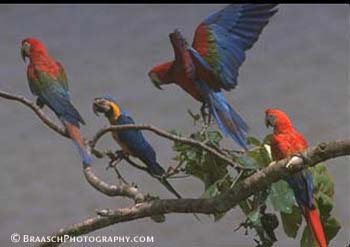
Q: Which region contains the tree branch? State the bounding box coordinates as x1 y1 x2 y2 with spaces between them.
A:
83 167 145 203
90 124 239 168
0 90 68 137
0 90 238 168
37 139 350 247
1 90 348 247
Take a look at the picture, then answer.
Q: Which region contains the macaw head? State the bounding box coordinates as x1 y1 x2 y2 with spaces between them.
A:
93 95 130 122
148 61 173 90
265 108 293 132
21 37 47 62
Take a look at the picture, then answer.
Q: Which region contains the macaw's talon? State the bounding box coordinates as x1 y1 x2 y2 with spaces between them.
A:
200 103 212 125
96 208 112 217
165 166 176 176
115 150 126 158
149 172 164 180
91 148 104 159
36 98 45 109
105 150 125 170
166 166 173 173
285 154 305 170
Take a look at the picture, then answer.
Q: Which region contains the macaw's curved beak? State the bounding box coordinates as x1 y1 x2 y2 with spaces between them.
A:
265 117 270 128
93 98 111 116
92 102 100 116
21 47 27 62
265 115 273 128
148 72 163 90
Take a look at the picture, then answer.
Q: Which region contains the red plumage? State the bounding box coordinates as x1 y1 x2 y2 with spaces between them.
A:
21 37 91 166
22 38 62 79
266 108 327 247
149 61 203 102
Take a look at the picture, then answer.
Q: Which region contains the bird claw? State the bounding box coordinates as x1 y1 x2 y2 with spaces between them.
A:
105 150 125 170
286 153 305 169
36 98 45 109
200 103 212 125
96 208 112 217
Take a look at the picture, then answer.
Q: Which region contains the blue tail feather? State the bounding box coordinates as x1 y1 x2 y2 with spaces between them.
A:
197 81 249 150
62 120 92 167
72 140 93 167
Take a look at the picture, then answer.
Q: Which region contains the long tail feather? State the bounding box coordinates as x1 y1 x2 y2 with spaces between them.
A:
150 161 201 221
305 208 327 247
158 178 182 199
63 121 92 167
148 161 183 199
207 90 249 150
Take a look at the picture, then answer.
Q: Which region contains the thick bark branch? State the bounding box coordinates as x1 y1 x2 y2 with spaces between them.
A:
38 139 350 247
83 167 145 203
1 90 349 247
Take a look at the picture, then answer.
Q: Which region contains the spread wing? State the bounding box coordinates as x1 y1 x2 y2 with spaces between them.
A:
191 4 278 90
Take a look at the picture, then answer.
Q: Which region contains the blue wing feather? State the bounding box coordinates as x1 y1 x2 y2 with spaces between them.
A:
285 169 314 209
116 115 165 176
192 4 278 90
34 69 85 127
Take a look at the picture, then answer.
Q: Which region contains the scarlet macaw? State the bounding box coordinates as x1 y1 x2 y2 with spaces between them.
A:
148 4 278 150
21 38 92 166
92 95 182 198
265 108 327 247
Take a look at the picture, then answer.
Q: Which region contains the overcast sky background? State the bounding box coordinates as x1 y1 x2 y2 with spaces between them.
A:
0 4 348 247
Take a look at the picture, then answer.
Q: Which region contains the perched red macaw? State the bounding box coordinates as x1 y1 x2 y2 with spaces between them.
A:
148 4 278 150
265 108 327 247
21 38 92 166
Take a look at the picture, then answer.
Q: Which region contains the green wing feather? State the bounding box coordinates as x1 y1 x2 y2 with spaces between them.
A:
30 68 84 126
56 61 69 92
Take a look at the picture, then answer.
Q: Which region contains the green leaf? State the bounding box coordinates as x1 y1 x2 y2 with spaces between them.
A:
269 180 295 214
207 130 223 146
247 210 260 224
323 216 341 244
301 225 317 247
167 128 181 136
247 136 261 146
150 214 166 223
186 149 200 161
248 146 272 167
200 178 227 222
201 182 220 199
316 191 333 217
280 205 302 238
263 134 273 145
237 155 258 169
311 164 334 197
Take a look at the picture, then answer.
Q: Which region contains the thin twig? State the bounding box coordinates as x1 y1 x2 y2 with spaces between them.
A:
0 90 68 137
90 124 241 168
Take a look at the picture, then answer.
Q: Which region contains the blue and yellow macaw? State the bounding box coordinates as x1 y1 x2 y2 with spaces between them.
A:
92 95 182 198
